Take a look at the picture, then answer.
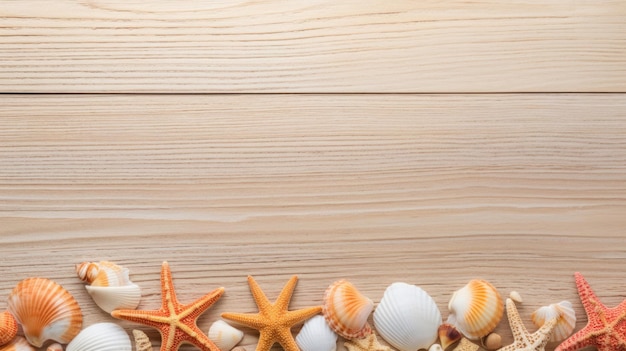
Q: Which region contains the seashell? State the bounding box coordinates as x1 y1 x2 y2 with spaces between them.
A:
531 300 576 342
0 336 36 351
66 322 131 351
374 282 442 351
0 311 18 346
84 284 141 313
438 323 462 350
322 280 373 339
7 278 82 347
483 333 501 350
296 315 338 351
132 330 153 351
429 344 444 351
46 343 64 351
509 291 523 304
208 320 244 351
446 280 503 340
75 261 131 287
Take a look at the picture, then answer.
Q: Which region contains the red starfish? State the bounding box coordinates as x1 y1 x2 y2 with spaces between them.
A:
555 272 626 351
112 261 224 351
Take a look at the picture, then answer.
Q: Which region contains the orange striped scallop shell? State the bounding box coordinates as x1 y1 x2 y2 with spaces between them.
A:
0 311 18 347
75 261 130 287
7 278 82 347
322 280 373 339
446 279 503 340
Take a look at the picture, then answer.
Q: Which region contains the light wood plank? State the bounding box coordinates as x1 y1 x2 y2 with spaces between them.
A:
1 94 626 351
1 1 625 93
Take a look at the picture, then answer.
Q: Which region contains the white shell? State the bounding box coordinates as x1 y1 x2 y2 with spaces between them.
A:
429 344 444 351
66 323 131 351
85 284 141 313
446 280 503 340
296 315 338 351
374 282 442 351
208 320 244 351
531 300 576 342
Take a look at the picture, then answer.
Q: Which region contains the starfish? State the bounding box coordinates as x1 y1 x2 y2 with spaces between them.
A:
111 261 224 351
497 298 557 351
555 272 626 351
344 333 393 351
221 275 322 351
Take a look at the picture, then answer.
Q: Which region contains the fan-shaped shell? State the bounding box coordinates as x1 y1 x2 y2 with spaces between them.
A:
322 280 373 339
0 311 18 346
0 336 36 351
296 315 338 351
66 323 131 351
531 300 576 342
75 261 131 287
84 284 141 313
373 282 442 351
132 330 153 351
438 323 461 350
7 278 82 347
446 280 503 340
208 320 244 351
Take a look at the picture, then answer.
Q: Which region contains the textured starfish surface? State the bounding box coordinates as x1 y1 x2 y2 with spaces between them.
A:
497 298 557 351
452 338 480 351
344 333 393 351
111 261 224 351
221 275 322 351
555 272 626 351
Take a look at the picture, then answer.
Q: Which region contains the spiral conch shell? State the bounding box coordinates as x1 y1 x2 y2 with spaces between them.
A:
75 261 141 313
66 322 131 351
322 280 374 339
296 315 338 351
0 311 18 347
133 330 153 351
7 278 82 347
531 300 576 342
0 336 36 351
446 279 503 340
208 320 244 351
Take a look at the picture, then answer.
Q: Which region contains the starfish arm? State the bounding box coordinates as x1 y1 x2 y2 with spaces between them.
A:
554 325 595 351
161 261 180 311
505 298 530 337
275 275 298 311
247 276 272 312
255 331 275 351
284 306 323 326
574 272 603 316
180 287 225 320
276 328 300 351
184 326 221 351
221 312 266 330
533 317 558 349
111 308 169 328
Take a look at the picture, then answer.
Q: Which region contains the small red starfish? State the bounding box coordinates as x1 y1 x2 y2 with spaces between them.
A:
555 272 626 351
112 261 224 351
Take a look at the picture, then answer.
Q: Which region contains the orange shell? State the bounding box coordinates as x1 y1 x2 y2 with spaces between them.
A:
447 279 503 340
438 323 462 350
75 261 130 287
0 311 18 346
322 280 373 339
7 278 82 347
0 336 36 351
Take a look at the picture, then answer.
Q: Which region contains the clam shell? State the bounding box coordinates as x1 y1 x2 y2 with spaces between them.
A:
322 280 373 339
373 282 442 351
85 284 141 313
208 320 244 351
0 336 36 351
446 280 503 339
531 300 576 342
438 323 462 350
296 315 338 351
75 261 131 287
132 330 153 351
7 278 82 347
66 323 131 351
0 311 18 346
46 344 64 351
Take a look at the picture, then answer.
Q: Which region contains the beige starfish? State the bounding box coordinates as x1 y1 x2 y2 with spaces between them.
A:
344 333 393 351
497 298 557 351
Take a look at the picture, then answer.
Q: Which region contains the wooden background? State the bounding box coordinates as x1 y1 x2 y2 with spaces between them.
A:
1 1 625 351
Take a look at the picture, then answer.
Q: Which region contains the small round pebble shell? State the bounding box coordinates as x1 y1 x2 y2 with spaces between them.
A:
509 291 523 304
484 333 502 350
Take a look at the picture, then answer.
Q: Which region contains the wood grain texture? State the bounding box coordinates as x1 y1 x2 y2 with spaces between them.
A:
1 94 625 350
1 0 625 93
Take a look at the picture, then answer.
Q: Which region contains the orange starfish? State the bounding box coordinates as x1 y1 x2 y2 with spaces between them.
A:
221 275 322 351
555 272 626 351
111 261 224 351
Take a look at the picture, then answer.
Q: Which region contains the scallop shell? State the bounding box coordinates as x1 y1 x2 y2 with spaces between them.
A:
0 311 18 346
531 300 576 342
46 344 64 351
373 282 442 351
0 336 36 351
132 330 153 351
438 323 462 350
296 315 338 351
446 280 503 340
322 280 373 339
7 278 82 347
208 320 244 351
66 323 131 351
84 284 141 313
75 261 131 287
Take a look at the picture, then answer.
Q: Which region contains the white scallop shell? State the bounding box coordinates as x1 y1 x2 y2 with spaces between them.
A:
66 323 131 351
296 315 338 351
85 284 141 313
446 280 503 340
531 300 576 342
208 320 244 351
374 282 442 351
